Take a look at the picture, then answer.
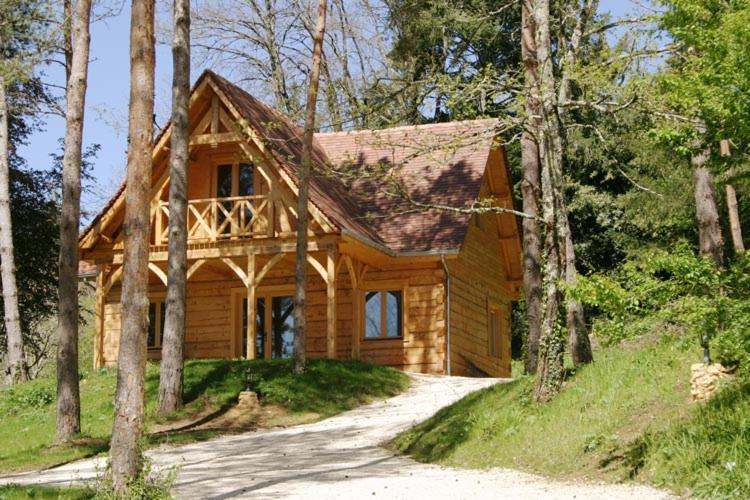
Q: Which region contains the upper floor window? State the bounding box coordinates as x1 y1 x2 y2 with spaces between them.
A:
215 162 254 198
365 290 403 339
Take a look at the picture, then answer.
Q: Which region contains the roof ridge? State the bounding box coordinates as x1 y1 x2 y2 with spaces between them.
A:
314 118 497 138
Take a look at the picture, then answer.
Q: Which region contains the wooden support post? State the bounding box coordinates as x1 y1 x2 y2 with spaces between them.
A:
326 247 337 359
246 252 256 359
93 265 106 369
343 256 361 359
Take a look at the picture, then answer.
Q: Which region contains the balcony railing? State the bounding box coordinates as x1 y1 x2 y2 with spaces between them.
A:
153 195 271 245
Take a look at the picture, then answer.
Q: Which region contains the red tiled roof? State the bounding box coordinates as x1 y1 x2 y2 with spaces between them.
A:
82 71 511 256
315 120 499 253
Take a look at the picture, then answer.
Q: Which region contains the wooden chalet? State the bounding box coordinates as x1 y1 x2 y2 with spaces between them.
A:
80 70 522 377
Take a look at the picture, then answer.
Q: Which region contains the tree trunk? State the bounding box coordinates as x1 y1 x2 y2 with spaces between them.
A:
293 0 328 374
528 0 568 402
109 0 155 491
56 0 92 441
0 82 28 384
718 140 743 253
556 0 596 368
157 0 190 417
520 1 543 375
691 148 725 267
725 184 744 253
565 228 592 366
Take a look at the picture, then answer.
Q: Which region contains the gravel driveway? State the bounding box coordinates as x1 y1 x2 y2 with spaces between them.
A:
0 373 672 499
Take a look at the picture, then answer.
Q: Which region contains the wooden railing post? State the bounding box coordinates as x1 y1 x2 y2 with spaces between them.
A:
211 199 217 239
266 195 275 238
153 204 161 245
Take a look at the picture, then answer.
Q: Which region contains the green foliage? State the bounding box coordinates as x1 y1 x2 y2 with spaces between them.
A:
94 458 176 500
572 244 750 368
0 0 51 84
0 358 408 473
386 0 520 122
655 0 750 155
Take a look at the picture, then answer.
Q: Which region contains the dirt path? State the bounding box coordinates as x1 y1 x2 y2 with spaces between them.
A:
0 374 672 499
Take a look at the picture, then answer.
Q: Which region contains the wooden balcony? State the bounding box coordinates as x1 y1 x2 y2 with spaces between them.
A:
153 195 272 245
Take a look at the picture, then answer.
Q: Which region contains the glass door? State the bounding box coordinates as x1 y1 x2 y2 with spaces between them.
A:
270 296 294 359
239 294 295 359
240 297 265 359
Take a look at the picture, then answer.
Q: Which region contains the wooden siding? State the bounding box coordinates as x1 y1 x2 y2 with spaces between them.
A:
447 211 513 378
99 261 447 374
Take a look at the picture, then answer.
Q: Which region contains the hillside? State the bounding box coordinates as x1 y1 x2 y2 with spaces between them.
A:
392 338 749 498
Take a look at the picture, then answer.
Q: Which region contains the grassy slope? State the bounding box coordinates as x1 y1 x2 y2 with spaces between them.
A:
393 338 749 497
0 358 409 473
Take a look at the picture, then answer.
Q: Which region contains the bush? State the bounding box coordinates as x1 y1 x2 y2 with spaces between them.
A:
571 243 750 368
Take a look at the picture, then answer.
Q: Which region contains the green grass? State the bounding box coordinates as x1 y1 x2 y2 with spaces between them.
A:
392 337 750 496
0 485 94 499
0 358 409 473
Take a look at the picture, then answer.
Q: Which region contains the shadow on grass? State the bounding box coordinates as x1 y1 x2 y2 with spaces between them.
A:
392 379 524 463
0 438 109 474
601 377 750 487
0 484 95 499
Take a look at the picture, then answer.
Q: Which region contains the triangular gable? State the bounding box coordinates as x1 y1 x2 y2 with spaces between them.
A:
81 71 360 252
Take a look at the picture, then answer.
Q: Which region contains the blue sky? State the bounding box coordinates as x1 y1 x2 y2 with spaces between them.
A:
19 0 646 216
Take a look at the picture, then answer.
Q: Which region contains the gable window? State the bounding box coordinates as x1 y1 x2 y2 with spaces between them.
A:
364 290 403 339
488 300 503 358
148 301 166 349
215 162 256 235
214 162 254 198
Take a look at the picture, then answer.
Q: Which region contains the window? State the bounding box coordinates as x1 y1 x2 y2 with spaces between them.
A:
364 290 403 339
148 301 166 348
488 301 503 357
214 162 254 198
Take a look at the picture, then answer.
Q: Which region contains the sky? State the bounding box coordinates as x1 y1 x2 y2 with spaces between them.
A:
18 0 648 218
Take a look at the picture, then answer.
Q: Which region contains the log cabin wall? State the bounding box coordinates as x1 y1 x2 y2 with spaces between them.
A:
447 211 513 378
358 265 446 374
99 260 447 374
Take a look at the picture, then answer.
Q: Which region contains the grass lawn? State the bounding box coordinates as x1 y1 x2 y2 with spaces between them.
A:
0 358 409 474
392 337 750 497
0 485 94 499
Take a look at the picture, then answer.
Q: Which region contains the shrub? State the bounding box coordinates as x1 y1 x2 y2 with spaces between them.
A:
571 243 750 368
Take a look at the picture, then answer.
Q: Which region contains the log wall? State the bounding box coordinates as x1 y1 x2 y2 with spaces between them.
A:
447 213 513 377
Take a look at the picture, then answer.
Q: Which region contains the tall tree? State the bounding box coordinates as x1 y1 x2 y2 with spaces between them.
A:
55 0 93 441
109 0 155 491
557 0 597 367
158 0 191 416
691 140 724 267
293 0 328 373
520 2 542 374
527 0 571 402
655 0 750 267
0 0 49 383
0 79 26 384
721 140 745 254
